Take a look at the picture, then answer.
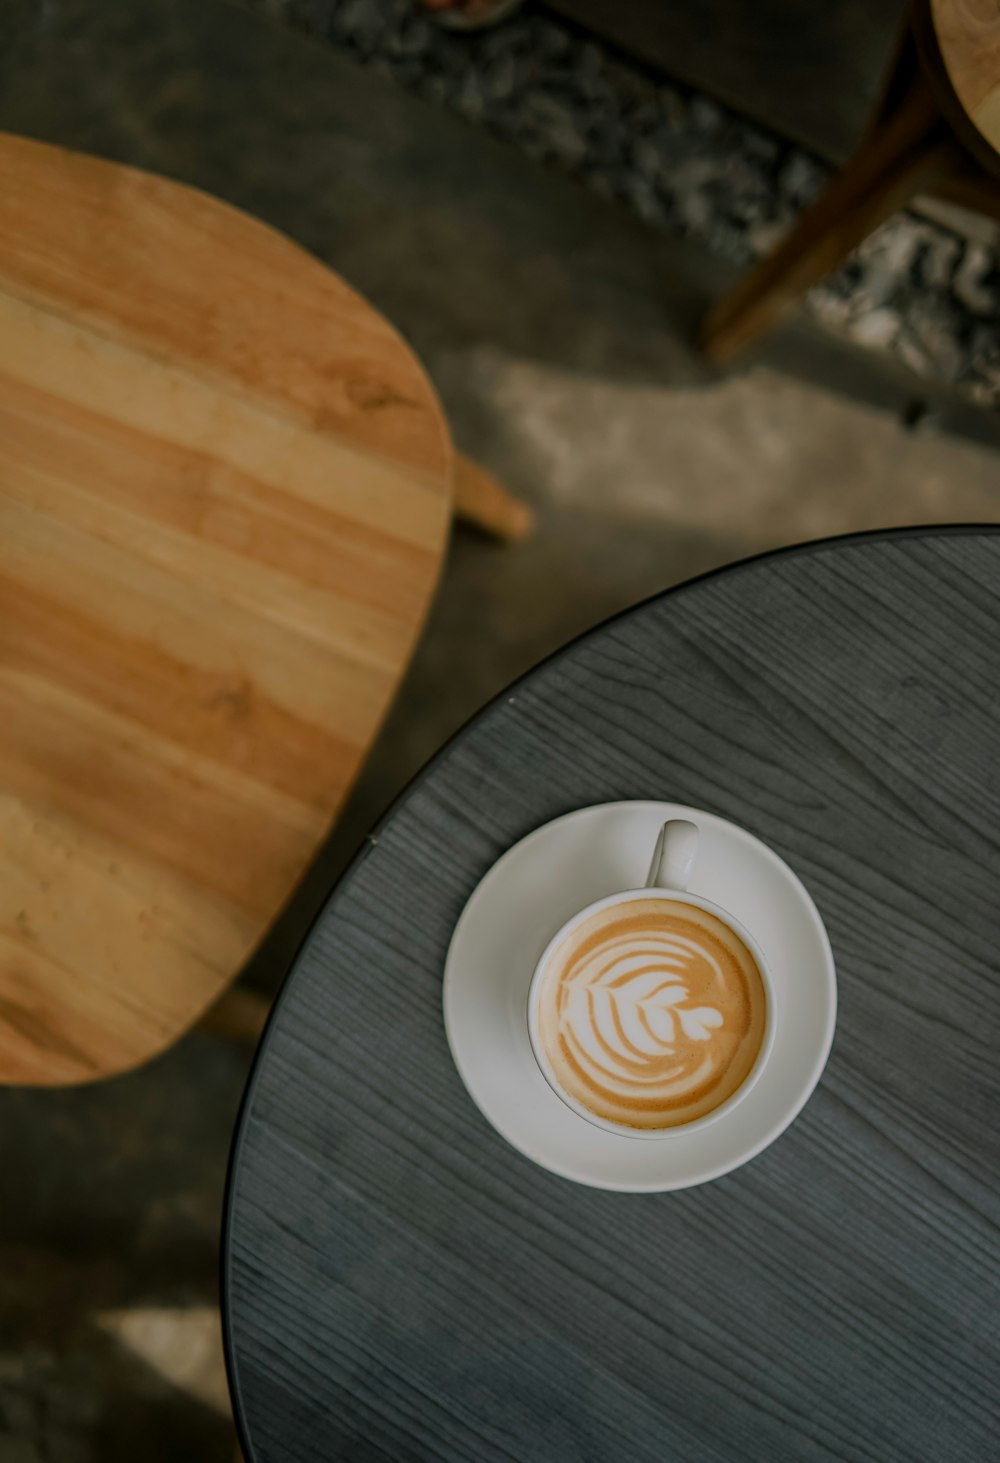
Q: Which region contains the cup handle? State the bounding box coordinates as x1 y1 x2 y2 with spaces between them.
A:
646 819 698 892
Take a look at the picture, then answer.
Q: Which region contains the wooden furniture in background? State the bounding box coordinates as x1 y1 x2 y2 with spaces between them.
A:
926 0 1000 166
0 132 527 1085
454 453 536 541
702 0 1000 361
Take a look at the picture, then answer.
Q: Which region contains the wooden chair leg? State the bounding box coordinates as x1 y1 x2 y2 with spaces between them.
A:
453 451 535 542
200 986 271 1044
701 79 961 363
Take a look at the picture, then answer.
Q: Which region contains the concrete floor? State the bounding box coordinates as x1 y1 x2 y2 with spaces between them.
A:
2 1 1000 1459
545 0 903 160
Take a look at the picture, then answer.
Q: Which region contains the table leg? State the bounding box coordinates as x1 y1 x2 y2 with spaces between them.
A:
200 986 270 1044
453 451 535 541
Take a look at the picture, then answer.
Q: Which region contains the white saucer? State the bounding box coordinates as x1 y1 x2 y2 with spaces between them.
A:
443 802 837 1191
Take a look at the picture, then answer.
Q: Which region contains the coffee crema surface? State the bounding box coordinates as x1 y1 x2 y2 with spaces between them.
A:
535 897 767 1129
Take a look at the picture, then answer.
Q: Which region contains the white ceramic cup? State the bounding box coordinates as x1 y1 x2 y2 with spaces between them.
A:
526 818 777 1140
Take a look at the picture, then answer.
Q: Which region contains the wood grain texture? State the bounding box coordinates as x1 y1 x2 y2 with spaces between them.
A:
0 132 452 1084
225 530 1000 1463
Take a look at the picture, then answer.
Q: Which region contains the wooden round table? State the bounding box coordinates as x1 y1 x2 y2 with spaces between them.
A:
223 528 1000 1462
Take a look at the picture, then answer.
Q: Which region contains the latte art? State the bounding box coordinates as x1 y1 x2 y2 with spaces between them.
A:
535 898 767 1129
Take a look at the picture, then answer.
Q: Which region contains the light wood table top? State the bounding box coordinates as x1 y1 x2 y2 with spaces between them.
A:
224 528 1000 1462
0 132 452 1084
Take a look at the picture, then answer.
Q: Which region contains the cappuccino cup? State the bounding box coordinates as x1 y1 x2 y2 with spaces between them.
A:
526 819 776 1139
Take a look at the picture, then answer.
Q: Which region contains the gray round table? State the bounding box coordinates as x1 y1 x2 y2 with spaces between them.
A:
223 528 1000 1463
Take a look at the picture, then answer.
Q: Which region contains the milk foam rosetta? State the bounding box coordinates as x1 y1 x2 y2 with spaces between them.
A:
536 897 767 1129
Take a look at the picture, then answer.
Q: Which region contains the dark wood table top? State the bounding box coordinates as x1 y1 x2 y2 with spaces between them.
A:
223 528 1000 1463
